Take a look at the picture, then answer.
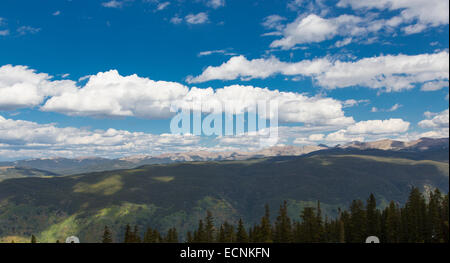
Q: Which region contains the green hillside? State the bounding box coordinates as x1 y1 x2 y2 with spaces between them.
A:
0 166 59 182
0 150 448 243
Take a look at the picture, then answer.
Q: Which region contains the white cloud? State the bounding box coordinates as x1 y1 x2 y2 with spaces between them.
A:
262 15 287 31
0 65 77 110
338 0 449 33
187 55 331 83
421 80 449 91
0 29 9 36
156 1 170 11
177 85 355 125
269 0 449 49
335 37 352 47
270 14 340 49
188 52 449 92
419 109 449 129
0 114 200 160
323 118 410 143
102 0 124 8
206 0 225 9
17 26 41 35
371 103 402 112
52 11 61 16
42 70 189 119
316 52 449 92
185 12 209 24
343 99 370 108
198 49 236 57
308 133 325 141
268 13 399 49
418 109 449 138
346 119 410 135
40 69 353 125
170 16 183 24
2 66 353 126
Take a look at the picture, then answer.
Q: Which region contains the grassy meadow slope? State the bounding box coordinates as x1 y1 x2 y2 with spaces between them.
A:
0 166 59 182
0 149 448 242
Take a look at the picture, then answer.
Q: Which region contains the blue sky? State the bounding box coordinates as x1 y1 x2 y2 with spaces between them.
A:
0 0 448 160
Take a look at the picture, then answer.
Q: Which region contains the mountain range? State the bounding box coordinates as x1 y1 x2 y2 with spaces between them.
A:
0 137 448 242
1 137 447 176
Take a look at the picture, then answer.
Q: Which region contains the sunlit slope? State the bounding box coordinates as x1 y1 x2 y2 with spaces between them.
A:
0 150 448 242
0 166 59 182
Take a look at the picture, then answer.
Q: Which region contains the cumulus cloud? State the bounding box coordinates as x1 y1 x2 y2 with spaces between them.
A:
42 70 189 118
346 119 410 135
188 52 449 92
185 12 209 24
268 0 448 49
40 69 353 125
1 65 352 126
418 109 449 138
0 65 77 110
177 85 355 126
267 13 406 49
186 55 331 83
0 114 200 160
338 0 449 34
421 80 449 91
323 118 410 143
419 109 449 129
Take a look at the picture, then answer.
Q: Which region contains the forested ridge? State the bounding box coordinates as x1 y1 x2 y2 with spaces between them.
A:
26 187 449 243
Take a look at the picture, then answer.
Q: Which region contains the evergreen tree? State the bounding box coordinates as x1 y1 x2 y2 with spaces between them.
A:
124 224 132 243
348 200 367 242
299 207 320 242
31 235 37 243
186 231 193 243
383 201 400 243
427 189 442 242
194 220 206 243
273 201 292 243
404 187 427 242
236 219 249 243
205 211 215 243
223 221 236 243
338 218 345 243
260 204 273 243
441 194 449 242
102 225 113 243
165 228 179 243
366 194 381 238
132 225 141 243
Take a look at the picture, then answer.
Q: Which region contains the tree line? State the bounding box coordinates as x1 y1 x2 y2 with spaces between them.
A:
105 188 449 243
28 187 449 243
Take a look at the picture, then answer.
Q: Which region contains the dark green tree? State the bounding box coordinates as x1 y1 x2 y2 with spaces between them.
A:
366 194 381 237
102 225 113 243
273 201 292 243
236 219 249 243
348 200 367 242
